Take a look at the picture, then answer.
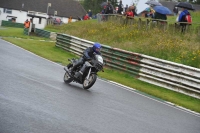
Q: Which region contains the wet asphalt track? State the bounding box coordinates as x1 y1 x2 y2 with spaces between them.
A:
0 39 200 133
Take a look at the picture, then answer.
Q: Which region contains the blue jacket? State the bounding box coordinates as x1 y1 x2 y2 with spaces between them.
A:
178 9 189 22
83 47 101 59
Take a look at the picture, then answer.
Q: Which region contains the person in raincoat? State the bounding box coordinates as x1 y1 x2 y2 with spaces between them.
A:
144 7 151 17
125 6 134 17
154 12 167 24
178 8 191 32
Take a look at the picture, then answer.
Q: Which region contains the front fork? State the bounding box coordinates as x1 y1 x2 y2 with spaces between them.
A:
86 68 91 80
84 68 91 86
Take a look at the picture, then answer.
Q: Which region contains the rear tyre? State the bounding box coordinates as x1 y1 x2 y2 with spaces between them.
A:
83 74 97 90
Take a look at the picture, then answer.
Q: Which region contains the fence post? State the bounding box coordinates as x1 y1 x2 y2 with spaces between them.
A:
138 18 141 29
146 18 151 30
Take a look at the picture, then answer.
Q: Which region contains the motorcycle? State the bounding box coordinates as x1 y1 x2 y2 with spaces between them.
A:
63 54 104 89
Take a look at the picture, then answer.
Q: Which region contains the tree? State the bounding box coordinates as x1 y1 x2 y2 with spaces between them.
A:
194 0 200 4
82 0 105 15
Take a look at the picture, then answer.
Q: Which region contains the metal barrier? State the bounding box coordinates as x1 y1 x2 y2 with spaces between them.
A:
35 28 51 38
23 28 56 40
56 33 200 99
1 20 24 28
23 28 29 35
35 28 57 40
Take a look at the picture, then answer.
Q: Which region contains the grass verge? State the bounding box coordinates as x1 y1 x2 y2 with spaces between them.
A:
3 37 200 113
45 15 200 68
0 27 50 40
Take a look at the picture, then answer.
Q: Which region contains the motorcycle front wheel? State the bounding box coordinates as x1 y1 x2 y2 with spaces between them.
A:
83 74 97 89
64 70 73 84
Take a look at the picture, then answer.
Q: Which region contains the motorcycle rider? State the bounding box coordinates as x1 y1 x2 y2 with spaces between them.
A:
69 42 102 78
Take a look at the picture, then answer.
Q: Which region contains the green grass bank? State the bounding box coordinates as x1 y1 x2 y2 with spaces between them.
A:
45 12 200 69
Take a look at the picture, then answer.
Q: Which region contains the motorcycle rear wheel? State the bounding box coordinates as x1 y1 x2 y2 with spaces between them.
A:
83 74 97 89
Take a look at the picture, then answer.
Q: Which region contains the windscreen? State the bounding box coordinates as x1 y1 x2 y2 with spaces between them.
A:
95 55 103 64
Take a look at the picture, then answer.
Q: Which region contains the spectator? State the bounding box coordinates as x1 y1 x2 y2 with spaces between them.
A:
126 6 134 17
83 14 90 20
178 8 191 32
176 11 182 22
101 6 107 14
144 7 151 17
124 6 134 25
178 8 190 22
53 18 61 25
88 10 92 18
174 10 182 32
117 0 124 14
24 19 30 28
125 4 128 12
12 18 16 23
173 6 178 16
154 12 167 24
68 16 72 23
100 6 107 21
150 7 155 18
105 1 113 14
132 3 138 16
56 18 61 24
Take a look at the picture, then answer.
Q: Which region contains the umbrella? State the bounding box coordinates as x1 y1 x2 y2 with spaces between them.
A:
175 2 195 10
153 6 172 15
136 0 150 14
100 2 107 8
145 1 162 6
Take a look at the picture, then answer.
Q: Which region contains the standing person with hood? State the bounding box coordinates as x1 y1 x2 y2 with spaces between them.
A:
178 8 191 32
117 0 124 14
105 1 113 21
105 1 113 14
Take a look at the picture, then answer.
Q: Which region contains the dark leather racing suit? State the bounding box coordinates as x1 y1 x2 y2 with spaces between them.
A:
71 47 101 77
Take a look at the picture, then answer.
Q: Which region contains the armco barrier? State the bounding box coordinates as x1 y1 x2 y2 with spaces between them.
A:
23 28 29 35
1 20 24 28
35 28 51 38
56 33 200 99
23 28 57 40
35 28 56 40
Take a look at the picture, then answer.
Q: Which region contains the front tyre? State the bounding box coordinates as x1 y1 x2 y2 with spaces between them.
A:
83 74 97 89
64 72 73 83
